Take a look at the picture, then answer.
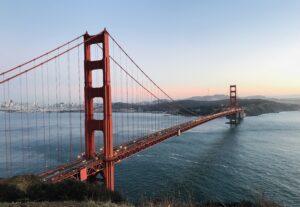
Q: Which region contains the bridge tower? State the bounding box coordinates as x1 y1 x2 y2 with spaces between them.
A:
228 85 239 125
230 85 237 108
84 29 114 191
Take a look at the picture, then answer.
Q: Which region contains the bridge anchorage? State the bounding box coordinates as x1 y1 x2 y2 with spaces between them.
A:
0 28 244 192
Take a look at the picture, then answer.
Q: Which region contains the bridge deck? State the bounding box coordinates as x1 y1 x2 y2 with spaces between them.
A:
40 108 243 183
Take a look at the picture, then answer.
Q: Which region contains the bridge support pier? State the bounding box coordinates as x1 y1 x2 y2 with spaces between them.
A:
228 112 243 125
84 29 114 191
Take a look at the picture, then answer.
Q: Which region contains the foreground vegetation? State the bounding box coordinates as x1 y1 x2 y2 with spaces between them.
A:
0 176 282 207
0 175 122 203
0 200 282 207
0 201 130 207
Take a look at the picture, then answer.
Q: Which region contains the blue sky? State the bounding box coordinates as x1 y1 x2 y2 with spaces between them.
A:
1 0 300 98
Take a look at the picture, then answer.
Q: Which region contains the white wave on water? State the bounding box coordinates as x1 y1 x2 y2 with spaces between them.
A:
168 156 181 160
171 153 184 158
185 159 199 164
136 154 155 158
169 155 200 165
168 155 229 167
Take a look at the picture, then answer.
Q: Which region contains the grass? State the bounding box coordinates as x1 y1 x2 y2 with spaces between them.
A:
0 201 132 207
0 199 282 207
0 175 40 192
0 175 123 203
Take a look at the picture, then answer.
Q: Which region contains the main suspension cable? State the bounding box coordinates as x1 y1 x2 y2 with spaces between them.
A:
0 31 105 85
108 33 198 116
0 34 83 76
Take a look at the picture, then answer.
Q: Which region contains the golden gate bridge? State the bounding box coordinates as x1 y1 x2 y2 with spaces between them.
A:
0 29 243 191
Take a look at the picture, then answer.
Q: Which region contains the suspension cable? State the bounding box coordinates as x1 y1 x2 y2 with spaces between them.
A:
0 34 83 76
97 45 197 117
0 31 105 85
77 43 83 154
108 33 198 116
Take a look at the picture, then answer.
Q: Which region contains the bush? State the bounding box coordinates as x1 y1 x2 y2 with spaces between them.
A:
0 177 124 203
0 184 25 202
26 180 123 202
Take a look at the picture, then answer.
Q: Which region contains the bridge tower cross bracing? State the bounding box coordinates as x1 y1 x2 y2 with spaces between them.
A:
84 29 114 191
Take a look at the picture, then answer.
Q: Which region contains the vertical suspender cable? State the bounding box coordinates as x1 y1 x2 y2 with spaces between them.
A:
143 78 146 134
136 67 140 137
34 66 39 169
78 44 83 155
67 45 73 161
41 64 46 169
55 52 59 162
155 86 157 131
19 68 25 170
132 63 135 139
126 72 129 142
58 51 62 162
120 51 124 145
112 43 118 146
25 73 30 171
7 81 12 176
46 60 51 168
3 75 8 176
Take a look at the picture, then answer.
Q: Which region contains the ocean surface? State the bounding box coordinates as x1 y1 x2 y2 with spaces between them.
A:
0 111 299 206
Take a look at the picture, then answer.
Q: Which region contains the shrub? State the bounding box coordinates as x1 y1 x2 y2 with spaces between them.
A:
0 184 25 202
26 180 123 202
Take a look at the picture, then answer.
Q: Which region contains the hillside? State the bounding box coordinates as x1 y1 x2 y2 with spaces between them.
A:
112 99 300 116
237 99 300 116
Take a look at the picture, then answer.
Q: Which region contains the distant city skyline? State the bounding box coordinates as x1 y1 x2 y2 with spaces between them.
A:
1 0 300 98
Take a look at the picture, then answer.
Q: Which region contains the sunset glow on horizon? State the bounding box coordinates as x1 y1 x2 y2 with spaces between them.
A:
1 0 300 99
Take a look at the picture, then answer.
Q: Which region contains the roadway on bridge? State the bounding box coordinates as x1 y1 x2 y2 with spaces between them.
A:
40 108 243 183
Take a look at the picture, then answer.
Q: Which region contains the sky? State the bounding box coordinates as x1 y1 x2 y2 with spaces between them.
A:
1 0 300 99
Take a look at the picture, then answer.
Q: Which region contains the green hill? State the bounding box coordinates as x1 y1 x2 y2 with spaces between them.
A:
112 99 300 116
